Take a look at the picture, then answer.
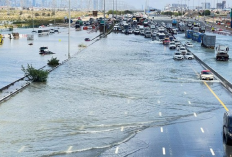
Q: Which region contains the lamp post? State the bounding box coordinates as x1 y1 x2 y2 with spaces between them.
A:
68 0 70 58
103 0 105 37
113 0 114 20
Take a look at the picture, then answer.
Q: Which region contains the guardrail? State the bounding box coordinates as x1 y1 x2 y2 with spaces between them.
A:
192 52 232 93
0 33 103 104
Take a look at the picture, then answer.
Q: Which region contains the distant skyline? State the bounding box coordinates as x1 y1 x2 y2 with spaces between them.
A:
125 0 230 10
1 0 230 10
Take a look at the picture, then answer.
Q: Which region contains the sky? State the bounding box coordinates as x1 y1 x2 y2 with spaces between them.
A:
124 0 230 10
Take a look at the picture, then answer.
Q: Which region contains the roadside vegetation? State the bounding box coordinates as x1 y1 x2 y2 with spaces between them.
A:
0 9 97 28
47 57 59 66
22 64 49 82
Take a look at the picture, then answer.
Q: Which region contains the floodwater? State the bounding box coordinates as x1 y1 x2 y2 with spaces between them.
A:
1 28 232 156
176 32 232 82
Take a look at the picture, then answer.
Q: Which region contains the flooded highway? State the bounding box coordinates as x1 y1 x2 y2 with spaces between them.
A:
1 26 232 156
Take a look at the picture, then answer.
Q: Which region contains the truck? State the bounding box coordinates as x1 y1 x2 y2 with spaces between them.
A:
216 45 229 61
199 26 206 33
172 19 177 26
201 34 216 49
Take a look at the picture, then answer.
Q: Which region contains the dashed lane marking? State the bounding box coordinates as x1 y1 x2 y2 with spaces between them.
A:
201 128 204 133
188 101 191 104
194 113 197 117
210 148 215 156
121 126 124 132
159 112 162 116
66 146 73 153
115 147 119 154
18 146 26 153
161 127 163 133
163 147 166 155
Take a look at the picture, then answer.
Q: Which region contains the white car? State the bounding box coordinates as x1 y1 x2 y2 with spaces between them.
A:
200 70 214 80
169 42 176 49
185 42 193 47
185 52 194 60
179 46 188 55
173 52 184 60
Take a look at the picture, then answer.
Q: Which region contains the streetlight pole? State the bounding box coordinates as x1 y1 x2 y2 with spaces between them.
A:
68 0 70 58
103 0 105 37
113 0 114 20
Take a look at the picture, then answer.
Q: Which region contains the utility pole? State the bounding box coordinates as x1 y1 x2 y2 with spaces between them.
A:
68 0 70 58
116 0 117 18
103 0 105 37
113 0 114 20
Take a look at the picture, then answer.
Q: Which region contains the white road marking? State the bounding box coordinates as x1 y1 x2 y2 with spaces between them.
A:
121 126 124 131
18 146 26 153
159 112 162 116
161 127 163 133
80 125 85 130
201 128 204 133
184 92 187 94
188 101 191 104
194 113 197 117
158 100 161 104
115 147 119 154
210 148 215 156
163 147 166 155
66 146 73 153
125 111 128 115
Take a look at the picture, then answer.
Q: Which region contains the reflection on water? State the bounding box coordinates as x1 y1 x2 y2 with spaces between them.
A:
0 29 232 156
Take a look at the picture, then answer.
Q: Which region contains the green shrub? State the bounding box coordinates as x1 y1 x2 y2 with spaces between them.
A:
22 64 49 82
47 57 59 66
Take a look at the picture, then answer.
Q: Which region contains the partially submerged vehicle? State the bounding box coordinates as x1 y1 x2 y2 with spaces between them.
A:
163 38 170 45
169 42 176 49
216 45 229 61
173 52 184 60
39 47 55 55
184 52 194 60
200 70 214 80
85 38 91 41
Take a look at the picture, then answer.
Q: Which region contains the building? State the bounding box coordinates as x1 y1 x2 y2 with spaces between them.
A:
202 2 210 9
217 3 222 9
222 1 226 9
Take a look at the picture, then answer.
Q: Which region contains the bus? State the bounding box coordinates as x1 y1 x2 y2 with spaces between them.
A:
38 29 50 36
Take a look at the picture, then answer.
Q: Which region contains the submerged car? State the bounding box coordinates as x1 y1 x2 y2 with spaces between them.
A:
169 42 176 49
173 52 184 60
185 52 194 60
200 70 214 80
179 46 188 55
185 41 193 47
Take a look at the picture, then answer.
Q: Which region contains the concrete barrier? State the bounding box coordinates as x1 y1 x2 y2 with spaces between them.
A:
191 50 232 93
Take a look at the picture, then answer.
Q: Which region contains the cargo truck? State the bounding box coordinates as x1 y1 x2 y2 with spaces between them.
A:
201 35 216 49
216 45 229 61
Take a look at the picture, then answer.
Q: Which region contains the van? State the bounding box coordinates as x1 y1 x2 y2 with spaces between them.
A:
223 111 232 144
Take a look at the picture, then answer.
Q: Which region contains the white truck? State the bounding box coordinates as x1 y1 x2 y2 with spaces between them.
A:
216 45 229 61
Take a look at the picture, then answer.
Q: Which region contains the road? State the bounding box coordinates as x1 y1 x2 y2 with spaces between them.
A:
0 23 232 156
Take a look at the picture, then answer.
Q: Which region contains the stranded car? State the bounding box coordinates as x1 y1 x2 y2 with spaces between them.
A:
184 52 194 60
173 52 184 60
169 42 176 49
200 70 214 80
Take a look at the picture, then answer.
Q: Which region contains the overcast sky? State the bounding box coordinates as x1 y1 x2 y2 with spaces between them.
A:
124 0 230 10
